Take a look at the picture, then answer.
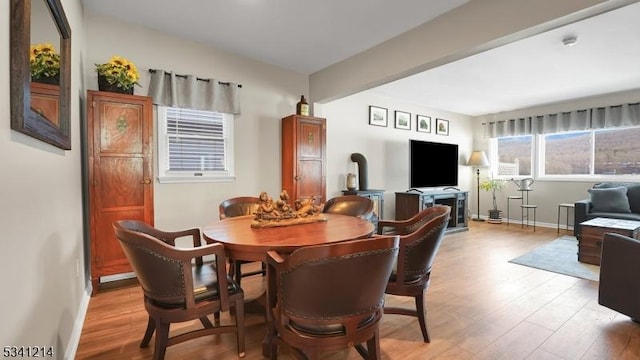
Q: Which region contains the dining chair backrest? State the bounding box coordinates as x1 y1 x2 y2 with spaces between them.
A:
265 234 399 359
112 219 245 359
378 205 451 343
219 196 261 220
322 195 374 220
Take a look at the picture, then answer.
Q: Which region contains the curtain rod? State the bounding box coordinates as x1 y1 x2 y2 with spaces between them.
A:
148 69 242 88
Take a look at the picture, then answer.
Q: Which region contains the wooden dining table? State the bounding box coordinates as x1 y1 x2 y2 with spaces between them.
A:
201 213 376 356
202 213 376 262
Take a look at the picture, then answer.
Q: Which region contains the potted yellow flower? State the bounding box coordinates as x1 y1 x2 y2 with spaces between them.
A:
30 43 60 84
95 56 140 94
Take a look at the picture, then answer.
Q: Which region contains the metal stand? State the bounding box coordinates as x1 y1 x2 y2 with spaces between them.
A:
472 168 484 222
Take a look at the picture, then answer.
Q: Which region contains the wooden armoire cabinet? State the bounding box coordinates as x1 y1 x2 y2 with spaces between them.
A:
87 90 154 294
281 115 326 205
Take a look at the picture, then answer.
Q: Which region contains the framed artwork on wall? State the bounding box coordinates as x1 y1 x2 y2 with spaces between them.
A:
436 118 449 135
395 111 411 130
416 115 431 133
368 106 388 127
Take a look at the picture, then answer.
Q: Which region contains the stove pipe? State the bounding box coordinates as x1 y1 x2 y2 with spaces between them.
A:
350 153 368 191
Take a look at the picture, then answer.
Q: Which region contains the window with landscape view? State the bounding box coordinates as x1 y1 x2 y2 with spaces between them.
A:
493 135 532 177
492 126 640 178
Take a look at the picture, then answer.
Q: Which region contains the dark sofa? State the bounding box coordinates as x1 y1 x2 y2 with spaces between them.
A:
574 182 640 237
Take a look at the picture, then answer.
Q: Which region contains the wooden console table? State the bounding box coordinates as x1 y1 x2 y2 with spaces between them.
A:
395 189 468 233
579 217 640 265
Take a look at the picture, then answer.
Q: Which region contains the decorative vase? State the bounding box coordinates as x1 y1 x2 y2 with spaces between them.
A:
32 74 60 85
346 173 357 191
98 75 133 95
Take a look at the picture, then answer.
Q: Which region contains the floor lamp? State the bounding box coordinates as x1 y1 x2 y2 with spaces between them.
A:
467 151 490 221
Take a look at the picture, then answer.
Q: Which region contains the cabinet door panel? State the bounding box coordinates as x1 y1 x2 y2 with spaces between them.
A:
99 103 143 154
94 209 145 267
98 157 145 208
298 122 323 158
297 159 324 201
30 82 60 126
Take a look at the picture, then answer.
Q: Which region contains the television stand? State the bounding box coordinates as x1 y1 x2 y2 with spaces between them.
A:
395 189 468 233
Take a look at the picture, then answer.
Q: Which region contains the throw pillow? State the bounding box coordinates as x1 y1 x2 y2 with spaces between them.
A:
588 186 631 213
624 184 640 214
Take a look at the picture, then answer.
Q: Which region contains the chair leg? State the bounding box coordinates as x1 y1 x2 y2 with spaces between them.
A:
199 316 213 329
366 329 381 360
235 261 242 286
140 316 155 348
152 321 170 360
213 311 221 325
355 344 368 358
235 298 246 358
415 292 430 343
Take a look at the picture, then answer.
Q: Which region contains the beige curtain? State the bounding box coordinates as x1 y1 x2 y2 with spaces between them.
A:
147 69 241 114
483 102 639 138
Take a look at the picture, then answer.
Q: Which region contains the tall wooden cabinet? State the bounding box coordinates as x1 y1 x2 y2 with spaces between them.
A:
87 90 154 294
281 115 326 205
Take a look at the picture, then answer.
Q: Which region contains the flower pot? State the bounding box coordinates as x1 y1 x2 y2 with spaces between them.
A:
98 75 133 95
487 209 503 224
32 74 60 85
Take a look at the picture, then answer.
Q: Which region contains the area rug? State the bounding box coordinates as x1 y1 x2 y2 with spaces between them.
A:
509 235 600 282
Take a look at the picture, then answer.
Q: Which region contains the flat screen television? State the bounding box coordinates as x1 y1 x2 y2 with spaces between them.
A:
409 140 459 188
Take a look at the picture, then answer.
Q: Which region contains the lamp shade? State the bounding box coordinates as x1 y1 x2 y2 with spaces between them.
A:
467 151 490 167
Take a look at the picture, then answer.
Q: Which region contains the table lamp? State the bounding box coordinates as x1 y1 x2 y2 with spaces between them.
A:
467 151 490 221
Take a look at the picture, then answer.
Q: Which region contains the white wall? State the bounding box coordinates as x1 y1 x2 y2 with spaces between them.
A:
1 0 86 357
319 91 474 219
83 12 310 231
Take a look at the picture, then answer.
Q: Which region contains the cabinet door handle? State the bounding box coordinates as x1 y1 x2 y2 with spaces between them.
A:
140 179 151 184
295 176 302 181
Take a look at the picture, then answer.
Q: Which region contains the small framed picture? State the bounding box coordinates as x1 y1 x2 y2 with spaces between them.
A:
416 115 431 133
395 111 411 130
436 118 449 135
369 106 388 127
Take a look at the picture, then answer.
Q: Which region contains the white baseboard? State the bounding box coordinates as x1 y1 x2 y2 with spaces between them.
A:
63 283 92 360
471 214 574 232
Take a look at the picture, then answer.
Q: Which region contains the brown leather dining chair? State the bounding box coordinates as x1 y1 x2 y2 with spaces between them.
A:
219 196 264 285
265 235 400 360
598 232 640 323
377 205 451 343
322 195 375 220
113 220 245 360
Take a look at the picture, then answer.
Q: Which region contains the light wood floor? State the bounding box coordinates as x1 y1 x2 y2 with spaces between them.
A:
76 221 640 359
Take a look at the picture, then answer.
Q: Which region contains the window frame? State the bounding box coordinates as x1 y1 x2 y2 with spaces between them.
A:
490 126 640 183
489 134 534 179
156 106 235 184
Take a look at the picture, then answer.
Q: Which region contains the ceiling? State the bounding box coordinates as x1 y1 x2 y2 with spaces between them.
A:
83 0 640 117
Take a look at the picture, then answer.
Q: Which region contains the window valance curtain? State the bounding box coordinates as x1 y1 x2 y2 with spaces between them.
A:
147 69 242 114
483 102 640 138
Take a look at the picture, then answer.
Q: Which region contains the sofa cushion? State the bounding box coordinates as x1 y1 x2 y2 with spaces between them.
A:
588 186 631 213
594 182 640 213
625 184 640 214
